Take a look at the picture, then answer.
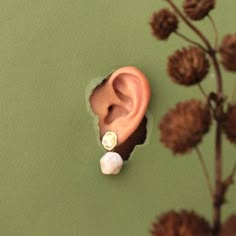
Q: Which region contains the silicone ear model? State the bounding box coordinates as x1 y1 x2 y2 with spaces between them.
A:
89 66 151 174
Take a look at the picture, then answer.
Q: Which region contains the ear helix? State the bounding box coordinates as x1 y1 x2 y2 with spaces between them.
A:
99 131 123 175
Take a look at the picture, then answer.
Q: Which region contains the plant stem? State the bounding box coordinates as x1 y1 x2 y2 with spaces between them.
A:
211 50 224 236
221 161 236 201
213 124 223 235
198 83 208 99
208 14 219 50
195 147 214 199
211 52 223 96
165 0 212 50
165 1 224 235
175 31 207 52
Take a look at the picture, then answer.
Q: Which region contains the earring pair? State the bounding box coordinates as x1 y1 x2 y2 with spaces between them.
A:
99 131 123 175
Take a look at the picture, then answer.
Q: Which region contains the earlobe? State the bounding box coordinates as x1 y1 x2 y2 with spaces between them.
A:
89 66 151 145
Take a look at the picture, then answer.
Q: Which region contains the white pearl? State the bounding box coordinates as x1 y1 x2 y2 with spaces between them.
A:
102 131 117 151
100 152 123 175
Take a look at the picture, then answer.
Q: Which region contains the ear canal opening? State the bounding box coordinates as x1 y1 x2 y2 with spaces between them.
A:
104 104 129 124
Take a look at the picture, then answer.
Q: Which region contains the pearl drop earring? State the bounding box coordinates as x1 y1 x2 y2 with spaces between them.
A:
100 131 123 175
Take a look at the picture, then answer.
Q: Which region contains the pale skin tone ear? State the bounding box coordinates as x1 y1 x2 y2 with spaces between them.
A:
89 66 151 145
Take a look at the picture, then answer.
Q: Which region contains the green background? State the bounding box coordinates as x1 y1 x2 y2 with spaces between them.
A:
0 0 235 235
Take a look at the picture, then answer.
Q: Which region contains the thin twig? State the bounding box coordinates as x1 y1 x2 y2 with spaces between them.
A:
208 14 219 50
198 83 208 99
195 147 214 199
221 161 236 203
165 0 212 50
211 51 224 96
214 123 223 235
175 31 208 52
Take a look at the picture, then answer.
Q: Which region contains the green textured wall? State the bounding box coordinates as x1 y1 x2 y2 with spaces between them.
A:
0 0 235 235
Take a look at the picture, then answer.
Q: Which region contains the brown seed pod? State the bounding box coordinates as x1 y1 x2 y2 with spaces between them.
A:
220 214 236 236
219 34 236 71
159 99 211 154
167 46 210 86
183 0 216 21
150 210 212 236
223 104 236 144
149 9 178 40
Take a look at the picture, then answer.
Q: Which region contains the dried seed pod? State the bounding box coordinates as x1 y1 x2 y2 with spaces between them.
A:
150 210 212 236
219 34 236 71
220 214 236 236
183 0 216 21
149 9 178 40
159 99 211 154
223 104 236 144
167 46 209 86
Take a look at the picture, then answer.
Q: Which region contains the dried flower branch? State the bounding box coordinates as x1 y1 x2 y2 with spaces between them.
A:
195 147 214 198
161 2 225 235
149 1 236 235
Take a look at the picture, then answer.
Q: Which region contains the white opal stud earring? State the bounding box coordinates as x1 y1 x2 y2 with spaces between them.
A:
100 131 123 175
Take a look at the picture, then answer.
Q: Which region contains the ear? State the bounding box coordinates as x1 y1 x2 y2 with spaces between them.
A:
89 66 151 145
